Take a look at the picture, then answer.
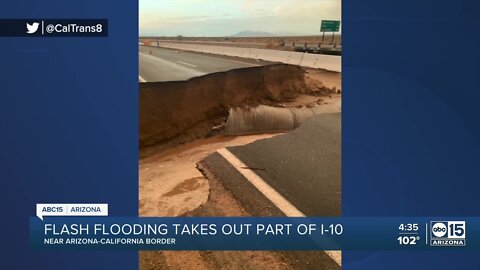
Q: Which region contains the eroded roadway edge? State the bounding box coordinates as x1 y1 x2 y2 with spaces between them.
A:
197 113 341 268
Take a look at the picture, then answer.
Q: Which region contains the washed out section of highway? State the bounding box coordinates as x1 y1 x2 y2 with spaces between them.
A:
139 45 271 82
139 63 341 269
139 64 327 149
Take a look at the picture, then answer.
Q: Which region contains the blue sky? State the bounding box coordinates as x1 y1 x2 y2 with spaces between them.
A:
140 0 341 36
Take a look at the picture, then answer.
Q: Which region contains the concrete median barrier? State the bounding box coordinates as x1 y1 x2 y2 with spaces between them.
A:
155 41 341 72
300 53 340 71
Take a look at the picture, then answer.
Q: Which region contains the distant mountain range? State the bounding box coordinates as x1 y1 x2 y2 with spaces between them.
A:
231 31 276 37
231 30 308 37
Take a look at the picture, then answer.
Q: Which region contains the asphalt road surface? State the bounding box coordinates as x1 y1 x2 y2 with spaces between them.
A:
200 113 341 217
139 45 270 82
198 113 341 267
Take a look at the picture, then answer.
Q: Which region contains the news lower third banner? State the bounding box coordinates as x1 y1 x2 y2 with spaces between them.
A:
30 216 480 250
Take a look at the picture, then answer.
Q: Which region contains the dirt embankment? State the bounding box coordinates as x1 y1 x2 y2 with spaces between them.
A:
140 64 335 152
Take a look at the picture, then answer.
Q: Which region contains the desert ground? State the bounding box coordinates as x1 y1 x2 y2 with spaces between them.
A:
141 35 342 51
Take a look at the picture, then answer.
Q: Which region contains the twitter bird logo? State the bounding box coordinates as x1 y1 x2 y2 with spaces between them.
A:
26 22 40 34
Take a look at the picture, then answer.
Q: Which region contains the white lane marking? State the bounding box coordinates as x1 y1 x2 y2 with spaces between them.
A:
216 148 342 266
176 60 197 68
196 53 261 67
217 148 304 217
138 75 147 82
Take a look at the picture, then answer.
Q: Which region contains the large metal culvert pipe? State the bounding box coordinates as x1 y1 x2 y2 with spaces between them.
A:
225 105 327 135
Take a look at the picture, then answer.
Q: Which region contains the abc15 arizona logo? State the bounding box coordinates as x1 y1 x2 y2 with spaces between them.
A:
430 221 466 246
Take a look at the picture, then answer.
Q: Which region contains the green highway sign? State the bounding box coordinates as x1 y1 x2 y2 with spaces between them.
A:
320 20 340 32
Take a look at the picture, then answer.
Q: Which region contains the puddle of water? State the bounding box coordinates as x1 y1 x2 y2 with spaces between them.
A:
163 177 204 197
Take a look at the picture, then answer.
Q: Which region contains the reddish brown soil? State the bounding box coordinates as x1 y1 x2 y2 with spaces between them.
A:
139 64 337 155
